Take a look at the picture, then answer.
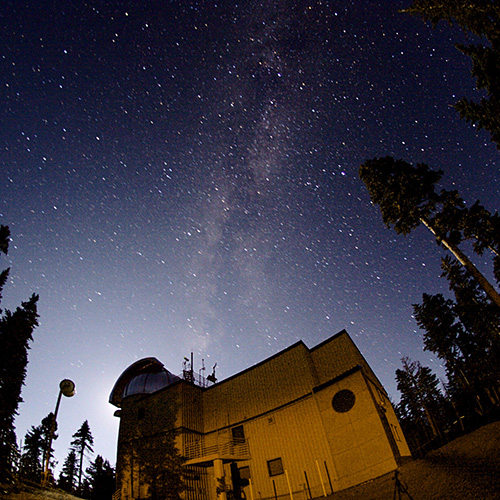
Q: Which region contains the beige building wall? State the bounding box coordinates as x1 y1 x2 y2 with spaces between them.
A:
363 376 412 459
237 395 334 499
314 369 399 491
202 342 317 432
311 330 380 386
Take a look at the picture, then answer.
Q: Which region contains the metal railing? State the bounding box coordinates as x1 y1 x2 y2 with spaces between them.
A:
181 370 215 388
184 437 249 460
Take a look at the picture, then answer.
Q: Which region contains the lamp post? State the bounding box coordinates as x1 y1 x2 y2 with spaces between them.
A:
42 379 75 487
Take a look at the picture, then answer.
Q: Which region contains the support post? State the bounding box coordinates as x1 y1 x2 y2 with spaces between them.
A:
316 460 327 497
41 380 75 487
285 470 294 499
214 459 227 500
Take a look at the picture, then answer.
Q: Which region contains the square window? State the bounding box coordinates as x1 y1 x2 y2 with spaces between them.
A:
239 466 251 480
267 458 284 477
232 425 245 442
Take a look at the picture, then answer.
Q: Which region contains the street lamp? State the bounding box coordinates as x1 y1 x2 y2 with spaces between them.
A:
42 379 75 487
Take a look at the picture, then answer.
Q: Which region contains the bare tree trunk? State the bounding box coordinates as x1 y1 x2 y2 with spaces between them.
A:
78 450 83 492
421 218 500 310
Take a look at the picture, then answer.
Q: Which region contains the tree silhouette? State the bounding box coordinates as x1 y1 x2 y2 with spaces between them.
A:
413 253 500 423
117 395 186 500
441 257 500 408
59 449 78 493
413 291 483 416
396 357 446 444
19 425 44 481
413 293 464 373
0 225 39 480
404 1 500 148
71 420 94 493
359 156 500 309
40 412 57 478
86 455 115 500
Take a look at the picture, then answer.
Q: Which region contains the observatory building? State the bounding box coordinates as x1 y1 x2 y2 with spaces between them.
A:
110 330 411 499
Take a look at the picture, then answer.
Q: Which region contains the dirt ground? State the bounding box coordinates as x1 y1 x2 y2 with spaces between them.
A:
324 420 500 500
0 482 82 500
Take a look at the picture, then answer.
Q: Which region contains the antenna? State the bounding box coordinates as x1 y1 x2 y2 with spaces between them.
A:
199 358 206 386
183 353 194 383
207 363 217 384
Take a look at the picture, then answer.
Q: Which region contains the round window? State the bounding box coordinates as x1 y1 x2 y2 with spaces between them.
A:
331 389 356 413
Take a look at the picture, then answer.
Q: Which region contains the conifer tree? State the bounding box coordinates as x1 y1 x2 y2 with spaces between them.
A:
441 257 500 406
359 156 500 309
396 357 446 443
71 420 94 493
413 291 484 414
0 225 39 480
86 455 115 500
404 1 500 148
413 254 500 418
118 397 186 500
441 256 500 340
135 434 185 500
19 425 44 481
413 292 464 376
59 449 78 493
40 412 57 477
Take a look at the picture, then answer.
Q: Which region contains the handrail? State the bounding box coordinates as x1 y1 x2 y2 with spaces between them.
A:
184 437 249 460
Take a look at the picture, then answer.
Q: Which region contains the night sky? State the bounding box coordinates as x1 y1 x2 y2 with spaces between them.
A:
2 1 498 471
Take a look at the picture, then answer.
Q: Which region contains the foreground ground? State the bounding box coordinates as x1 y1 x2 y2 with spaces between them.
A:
325 420 500 499
0 482 81 500
2 421 499 500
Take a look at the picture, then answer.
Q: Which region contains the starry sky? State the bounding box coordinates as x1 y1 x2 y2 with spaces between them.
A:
1 0 499 471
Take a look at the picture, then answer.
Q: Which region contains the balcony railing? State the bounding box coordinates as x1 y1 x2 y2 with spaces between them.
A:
184 437 249 461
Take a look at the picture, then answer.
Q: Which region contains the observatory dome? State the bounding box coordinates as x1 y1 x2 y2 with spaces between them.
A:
109 357 180 407
123 369 180 398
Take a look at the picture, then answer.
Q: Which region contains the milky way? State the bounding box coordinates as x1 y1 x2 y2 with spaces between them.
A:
1 1 498 468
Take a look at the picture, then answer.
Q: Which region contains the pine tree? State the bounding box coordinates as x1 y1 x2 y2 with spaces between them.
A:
39 412 57 477
359 156 500 309
0 225 39 480
441 257 500 408
414 255 500 420
442 256 500 340
133 432 185 500
86 455 115 500
71 420 94 493
59 449 78 493
19 425 44 481
118 396 186 500
404 1 500 148
396 357 447 444
458 201 500 283
413 293 471 381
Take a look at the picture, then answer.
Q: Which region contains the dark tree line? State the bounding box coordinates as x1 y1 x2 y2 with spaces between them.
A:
17 416 114 499
360 1 500 454
58 420 114 500
18 413 57 482
0 225 114 497
0 226 39 481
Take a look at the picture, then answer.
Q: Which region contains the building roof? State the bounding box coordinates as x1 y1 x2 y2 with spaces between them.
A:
109 329 385 407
